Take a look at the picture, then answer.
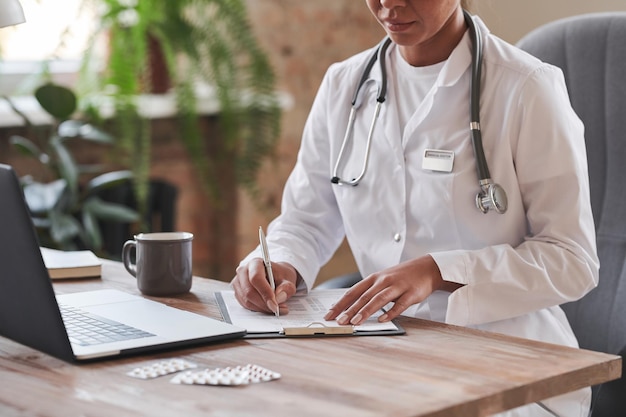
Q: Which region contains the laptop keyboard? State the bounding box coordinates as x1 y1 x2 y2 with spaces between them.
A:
59 304 155 346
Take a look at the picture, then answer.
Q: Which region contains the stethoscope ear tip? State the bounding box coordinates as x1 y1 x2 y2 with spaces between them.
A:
331 176 360 186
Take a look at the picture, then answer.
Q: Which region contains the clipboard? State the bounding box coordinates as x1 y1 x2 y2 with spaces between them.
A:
282 322 355 336
215 290 405 339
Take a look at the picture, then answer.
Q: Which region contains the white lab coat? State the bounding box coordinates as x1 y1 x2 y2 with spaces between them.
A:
241 16 598 417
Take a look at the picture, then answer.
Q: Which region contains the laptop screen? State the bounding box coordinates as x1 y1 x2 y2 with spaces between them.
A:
0 164 75 361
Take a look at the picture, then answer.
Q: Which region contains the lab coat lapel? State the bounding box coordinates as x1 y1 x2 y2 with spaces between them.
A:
390 33 475 148
381 95 404 163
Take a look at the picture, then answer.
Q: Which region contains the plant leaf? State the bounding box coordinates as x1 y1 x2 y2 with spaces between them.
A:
83 197 139 223
49 210 82 244
9 135 50 164
50 135 79 197
84 170 134 197
35 83 77 120
81 209 103 250
57 120 82 138
58 120 114 143
22 179 67 214
31 217 52 229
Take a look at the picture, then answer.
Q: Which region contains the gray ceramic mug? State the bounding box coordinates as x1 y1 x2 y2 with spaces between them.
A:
122 232 193 296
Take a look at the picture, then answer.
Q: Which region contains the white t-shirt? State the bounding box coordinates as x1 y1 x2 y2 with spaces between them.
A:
390 46 445 138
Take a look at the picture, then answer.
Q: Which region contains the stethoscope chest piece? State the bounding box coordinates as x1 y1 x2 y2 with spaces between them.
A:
476 182 508 214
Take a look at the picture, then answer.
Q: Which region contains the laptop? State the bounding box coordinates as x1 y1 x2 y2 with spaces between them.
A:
0 164 245 362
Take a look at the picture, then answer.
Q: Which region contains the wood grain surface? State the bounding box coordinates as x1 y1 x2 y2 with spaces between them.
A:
0 260 620 417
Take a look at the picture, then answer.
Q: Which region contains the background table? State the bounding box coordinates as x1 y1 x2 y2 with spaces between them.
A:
0 260 620 417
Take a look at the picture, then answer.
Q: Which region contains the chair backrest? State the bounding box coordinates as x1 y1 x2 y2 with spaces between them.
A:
517 12 626 412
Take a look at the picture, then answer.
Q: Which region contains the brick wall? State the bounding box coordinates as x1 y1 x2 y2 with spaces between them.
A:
237 1 385 284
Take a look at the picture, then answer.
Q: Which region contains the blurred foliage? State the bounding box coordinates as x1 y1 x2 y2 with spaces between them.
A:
8 83 139 253
77 0 281 206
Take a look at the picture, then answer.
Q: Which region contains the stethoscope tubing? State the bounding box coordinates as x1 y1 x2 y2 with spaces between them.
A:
330 10 507 214
331 38 391 185
465 10 491 183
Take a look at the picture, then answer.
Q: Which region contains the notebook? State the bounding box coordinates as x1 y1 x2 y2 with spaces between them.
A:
0 164 245 362
40 247 102 279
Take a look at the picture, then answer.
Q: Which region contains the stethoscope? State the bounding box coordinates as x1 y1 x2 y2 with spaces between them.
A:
330 10 508 214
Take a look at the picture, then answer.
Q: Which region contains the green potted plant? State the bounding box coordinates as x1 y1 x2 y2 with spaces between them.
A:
8 83 139 253
77 0 281 206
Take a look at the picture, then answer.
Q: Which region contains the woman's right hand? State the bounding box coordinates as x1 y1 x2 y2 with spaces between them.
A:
231 259 298 315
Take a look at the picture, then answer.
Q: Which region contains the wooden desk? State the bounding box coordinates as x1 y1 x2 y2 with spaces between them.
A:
0 260 620 417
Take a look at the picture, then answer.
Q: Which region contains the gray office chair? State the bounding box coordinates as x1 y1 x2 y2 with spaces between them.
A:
517 12 626 416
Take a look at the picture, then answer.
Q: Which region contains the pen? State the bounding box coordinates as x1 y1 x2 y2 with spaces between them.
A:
259 226 279 317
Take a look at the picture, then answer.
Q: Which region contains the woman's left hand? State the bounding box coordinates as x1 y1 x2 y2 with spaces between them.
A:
323 255 461 325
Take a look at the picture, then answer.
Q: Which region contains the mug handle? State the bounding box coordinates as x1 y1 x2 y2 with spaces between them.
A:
122 240 137 278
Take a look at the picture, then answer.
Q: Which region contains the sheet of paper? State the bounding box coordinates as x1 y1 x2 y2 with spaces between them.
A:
217 289 398 334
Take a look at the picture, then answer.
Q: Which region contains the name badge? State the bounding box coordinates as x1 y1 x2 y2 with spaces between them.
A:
422 149 454 173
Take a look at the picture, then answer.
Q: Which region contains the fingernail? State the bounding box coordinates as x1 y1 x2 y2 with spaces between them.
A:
266 300 278 314
324 310 334 321
378 313 389 322
337 313 349 325
276 291 287 304
350 313 363 325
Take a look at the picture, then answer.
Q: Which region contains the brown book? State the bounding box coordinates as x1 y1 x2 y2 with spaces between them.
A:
40 247 102 279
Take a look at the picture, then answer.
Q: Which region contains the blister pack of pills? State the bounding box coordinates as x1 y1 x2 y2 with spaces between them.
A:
170 364 281 386
126 358 198 379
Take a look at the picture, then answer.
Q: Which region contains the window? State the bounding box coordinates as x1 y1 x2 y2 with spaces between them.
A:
0 0 99 96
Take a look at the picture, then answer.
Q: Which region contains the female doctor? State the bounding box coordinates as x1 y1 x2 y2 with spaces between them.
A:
232 1 599 415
